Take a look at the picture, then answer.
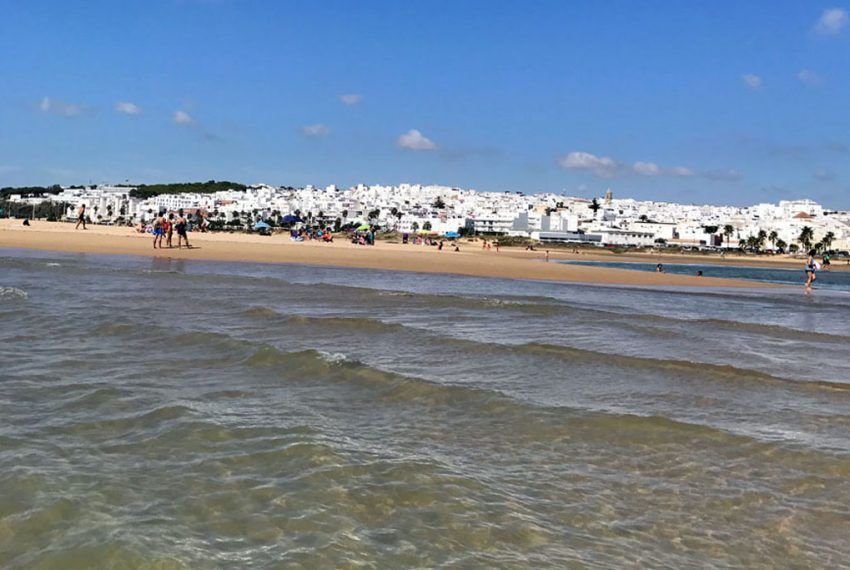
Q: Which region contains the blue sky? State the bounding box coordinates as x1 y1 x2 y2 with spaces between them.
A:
1 1 849 206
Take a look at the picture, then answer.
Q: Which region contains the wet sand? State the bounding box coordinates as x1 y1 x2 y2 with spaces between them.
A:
0 220 778 288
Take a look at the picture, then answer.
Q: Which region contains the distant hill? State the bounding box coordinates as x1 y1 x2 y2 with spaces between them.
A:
129 180 248 199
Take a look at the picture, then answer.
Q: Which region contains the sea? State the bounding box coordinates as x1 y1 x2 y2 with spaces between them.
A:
2 248 849 568
558 259 850 291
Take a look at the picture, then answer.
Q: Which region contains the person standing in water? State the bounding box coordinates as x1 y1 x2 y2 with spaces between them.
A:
75 204 87 230
804 250 817 289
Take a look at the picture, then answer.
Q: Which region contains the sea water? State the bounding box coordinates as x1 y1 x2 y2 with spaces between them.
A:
2 249 849 568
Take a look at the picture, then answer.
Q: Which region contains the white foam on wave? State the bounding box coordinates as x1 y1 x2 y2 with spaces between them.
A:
317 350 348 365
0 287 28 301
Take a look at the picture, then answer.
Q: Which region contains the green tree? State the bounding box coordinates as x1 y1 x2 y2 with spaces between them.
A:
822 231 835 251
775 238 787 252
411 221 420 231
768 230 778 249
433 197 446 209
798 226 814 251
423 221 432 231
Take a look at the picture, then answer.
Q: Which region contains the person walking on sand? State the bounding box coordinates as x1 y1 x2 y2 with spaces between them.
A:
545 250 550 262
75 204 87 230
152 214 164 249
804 250 818 289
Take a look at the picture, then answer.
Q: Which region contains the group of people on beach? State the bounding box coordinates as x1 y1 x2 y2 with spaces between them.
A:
149 210 192 249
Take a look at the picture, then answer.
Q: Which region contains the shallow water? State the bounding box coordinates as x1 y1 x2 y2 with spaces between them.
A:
559 259 850 291
2 249 850 568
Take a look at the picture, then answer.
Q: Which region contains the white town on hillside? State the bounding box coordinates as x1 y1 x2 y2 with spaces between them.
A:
6 183 850 252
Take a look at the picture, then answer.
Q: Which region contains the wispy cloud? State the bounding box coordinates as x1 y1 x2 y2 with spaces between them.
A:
797 69 822 85
173 110 195 125
397 129 436 151
301 123 330 137
171 109 217 140
339 93 362 106
742 74 763 89
559 151 733 181
814 8 848 35
813 168 835 182
38 96 84 117
704 168 742 181
115 101 142 115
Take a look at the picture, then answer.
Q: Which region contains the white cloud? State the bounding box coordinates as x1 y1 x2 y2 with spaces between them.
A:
633 161 694 177
633 161 661 176
560 151 725 181
814 8 848 35
742 74 763 89
173 110 194 125
797 69 821 85
558 151 620 178
396 129 436 151
115 102 142 115
339 93 362 106
38 96 83 117
301 123 330 137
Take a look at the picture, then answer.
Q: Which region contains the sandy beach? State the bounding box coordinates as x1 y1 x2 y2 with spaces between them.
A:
0 219 785 288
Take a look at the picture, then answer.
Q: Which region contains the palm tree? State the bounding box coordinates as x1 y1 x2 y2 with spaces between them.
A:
723 224 734 248
756 230 767 252
588 199 601 216
798 226 814 252
775 238 787 253
822 231 835 251
768 230 778 249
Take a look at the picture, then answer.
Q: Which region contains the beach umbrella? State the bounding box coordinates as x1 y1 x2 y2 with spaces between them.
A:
445 231 460 238
281 215 303 223
253 221 271 229
357 224 370 230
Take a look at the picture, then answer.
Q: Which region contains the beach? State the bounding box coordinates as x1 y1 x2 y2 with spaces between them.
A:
0 219 783 288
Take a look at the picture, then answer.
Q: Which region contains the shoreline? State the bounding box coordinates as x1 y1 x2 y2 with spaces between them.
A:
0 220 781 289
